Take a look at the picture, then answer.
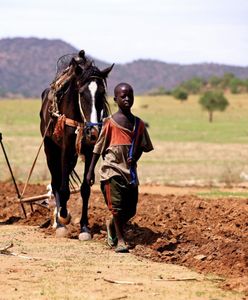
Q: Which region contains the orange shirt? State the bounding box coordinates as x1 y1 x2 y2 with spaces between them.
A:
93 116 153 184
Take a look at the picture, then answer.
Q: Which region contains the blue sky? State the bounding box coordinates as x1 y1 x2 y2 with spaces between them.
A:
0 0 247 66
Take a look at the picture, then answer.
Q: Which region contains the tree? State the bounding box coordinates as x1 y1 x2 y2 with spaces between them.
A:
199 91 229 122
172 87 188 102
220 73 235 89
209 76 222 87
229 77 242 94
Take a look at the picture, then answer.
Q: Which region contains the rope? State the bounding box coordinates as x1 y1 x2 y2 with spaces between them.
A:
20 118 52 199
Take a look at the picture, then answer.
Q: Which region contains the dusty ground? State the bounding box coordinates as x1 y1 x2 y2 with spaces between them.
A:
0 182 247 299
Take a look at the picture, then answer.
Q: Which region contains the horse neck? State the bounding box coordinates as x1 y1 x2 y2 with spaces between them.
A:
60 84 82 122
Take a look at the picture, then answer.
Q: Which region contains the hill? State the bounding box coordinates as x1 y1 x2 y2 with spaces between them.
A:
0 37 248 97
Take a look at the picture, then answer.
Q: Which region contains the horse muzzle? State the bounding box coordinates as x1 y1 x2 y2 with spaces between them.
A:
84 125 100 145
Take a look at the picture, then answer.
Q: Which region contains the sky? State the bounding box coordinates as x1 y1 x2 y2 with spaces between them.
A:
0 0 248 66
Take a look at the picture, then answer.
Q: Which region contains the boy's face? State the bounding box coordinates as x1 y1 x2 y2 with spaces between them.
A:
114 85 134 111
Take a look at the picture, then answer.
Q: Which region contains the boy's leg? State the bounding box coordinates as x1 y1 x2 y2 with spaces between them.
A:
113 215 128 252
123 185 138 223
101 177 129 253
106 217 117 247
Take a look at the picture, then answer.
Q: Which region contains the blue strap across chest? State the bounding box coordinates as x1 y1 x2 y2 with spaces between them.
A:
128 117 140 185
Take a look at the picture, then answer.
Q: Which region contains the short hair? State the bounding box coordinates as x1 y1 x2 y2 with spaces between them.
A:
114 82 133 96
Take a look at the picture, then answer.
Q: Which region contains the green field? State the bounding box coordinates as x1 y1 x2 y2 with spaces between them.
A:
1 94 248 185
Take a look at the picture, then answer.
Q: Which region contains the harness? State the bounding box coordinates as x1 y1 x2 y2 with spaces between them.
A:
49 72 105 154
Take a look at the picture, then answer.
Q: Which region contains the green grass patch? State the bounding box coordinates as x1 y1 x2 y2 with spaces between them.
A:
197 190 248 198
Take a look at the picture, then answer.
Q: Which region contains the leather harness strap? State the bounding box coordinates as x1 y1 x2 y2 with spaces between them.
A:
65 117 83 128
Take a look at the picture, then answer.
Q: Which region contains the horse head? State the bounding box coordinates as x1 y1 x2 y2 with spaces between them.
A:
69 51 114 145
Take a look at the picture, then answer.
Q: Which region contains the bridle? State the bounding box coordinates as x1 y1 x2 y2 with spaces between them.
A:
77 75 107 128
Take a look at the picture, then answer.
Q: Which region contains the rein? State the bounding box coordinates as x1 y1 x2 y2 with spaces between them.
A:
52 88 103 155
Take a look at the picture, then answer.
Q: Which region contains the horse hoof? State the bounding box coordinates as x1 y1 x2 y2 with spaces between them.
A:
79 232 92 241
58 209 71 225
55 227 68 238
79 226 91 241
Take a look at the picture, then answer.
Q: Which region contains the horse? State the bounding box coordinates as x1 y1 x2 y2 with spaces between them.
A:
40 50 114 239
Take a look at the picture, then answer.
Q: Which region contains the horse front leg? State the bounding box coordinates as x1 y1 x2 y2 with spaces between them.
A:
79 149 92 241
43 138 70 237
57 183 71 225
52 166 71 238
57 153 75 227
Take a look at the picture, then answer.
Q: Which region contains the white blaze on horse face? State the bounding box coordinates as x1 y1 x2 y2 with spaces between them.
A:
88 81 98 124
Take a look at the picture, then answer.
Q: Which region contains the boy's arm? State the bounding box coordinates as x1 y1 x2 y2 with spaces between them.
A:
86 153 100 186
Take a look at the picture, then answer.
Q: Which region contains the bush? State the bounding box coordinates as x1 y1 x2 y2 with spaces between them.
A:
172 88 188 101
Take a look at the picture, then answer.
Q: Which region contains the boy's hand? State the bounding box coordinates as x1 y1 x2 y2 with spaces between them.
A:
127 157 135 166
86 171 95 186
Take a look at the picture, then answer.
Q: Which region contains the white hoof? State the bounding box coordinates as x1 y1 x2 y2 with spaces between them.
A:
58 209 71 225
79 232 92 241
55 227 68 238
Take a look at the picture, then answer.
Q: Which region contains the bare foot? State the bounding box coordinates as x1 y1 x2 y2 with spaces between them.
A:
115 240 129 253
106 219 117 247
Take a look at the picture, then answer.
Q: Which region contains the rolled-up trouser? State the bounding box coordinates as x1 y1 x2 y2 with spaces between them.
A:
101 176 138 223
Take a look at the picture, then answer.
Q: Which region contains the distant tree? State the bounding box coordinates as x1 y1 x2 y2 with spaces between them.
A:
229 77 242 94
243 79 248 92
209 76 222 87
199 91 229 122
181 77 205 94
148 86 170 95
172 87 188 101
221 73 235 89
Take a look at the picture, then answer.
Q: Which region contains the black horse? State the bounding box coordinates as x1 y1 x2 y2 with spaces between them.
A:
40 50 114 239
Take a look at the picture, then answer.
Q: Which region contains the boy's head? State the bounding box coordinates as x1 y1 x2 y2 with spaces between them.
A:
114 83 134 111
114 83 133 96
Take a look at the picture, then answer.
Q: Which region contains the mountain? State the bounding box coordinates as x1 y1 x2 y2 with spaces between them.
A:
0 37 248 97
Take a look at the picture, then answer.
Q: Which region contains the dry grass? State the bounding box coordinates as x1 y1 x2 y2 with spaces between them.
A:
1 95 248 186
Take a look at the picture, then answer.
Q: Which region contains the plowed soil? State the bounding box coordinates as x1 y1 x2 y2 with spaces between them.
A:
0 182 247 296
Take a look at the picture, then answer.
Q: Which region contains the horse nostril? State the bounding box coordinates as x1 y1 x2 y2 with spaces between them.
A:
86 128 91 135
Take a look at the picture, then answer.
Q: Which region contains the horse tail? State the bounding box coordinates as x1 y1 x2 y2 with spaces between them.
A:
69 169 81 191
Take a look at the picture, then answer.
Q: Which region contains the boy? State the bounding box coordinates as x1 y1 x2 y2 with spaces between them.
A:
86 82 153 253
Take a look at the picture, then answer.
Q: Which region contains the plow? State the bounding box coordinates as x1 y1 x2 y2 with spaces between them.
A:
0 132 80 219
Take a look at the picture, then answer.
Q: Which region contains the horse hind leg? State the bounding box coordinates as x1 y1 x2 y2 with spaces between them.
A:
45 188 70 231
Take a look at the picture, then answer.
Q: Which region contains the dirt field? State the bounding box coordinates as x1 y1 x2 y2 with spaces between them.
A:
0 182 247 299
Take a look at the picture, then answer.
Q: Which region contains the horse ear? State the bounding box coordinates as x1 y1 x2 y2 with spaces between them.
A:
70 57 77 67
101 63 114 78
78 50 85 59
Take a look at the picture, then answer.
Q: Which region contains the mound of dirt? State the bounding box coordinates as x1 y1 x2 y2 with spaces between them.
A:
0 182 247 294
